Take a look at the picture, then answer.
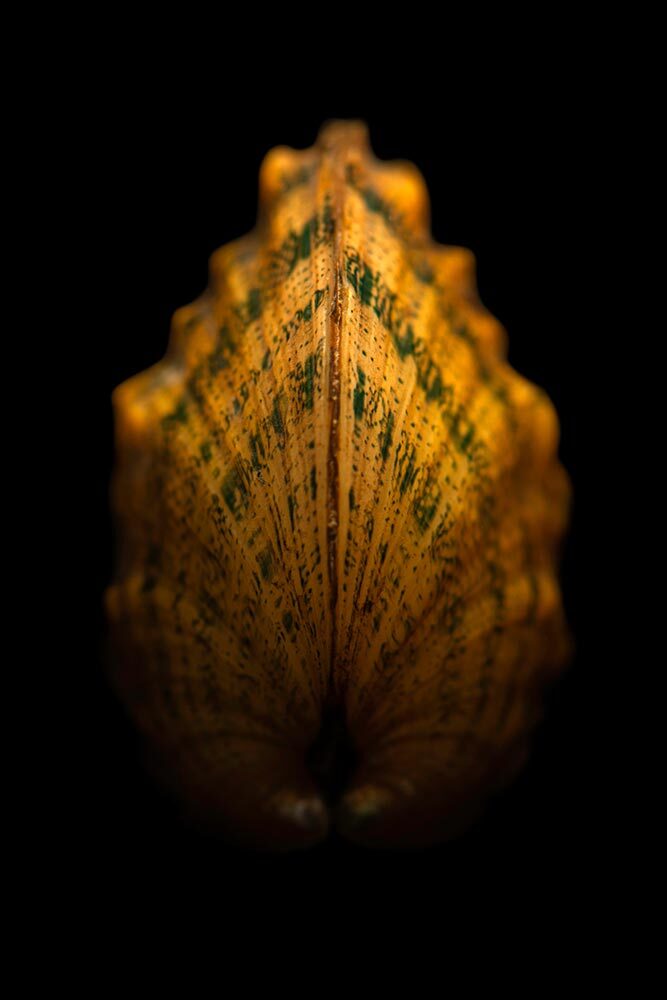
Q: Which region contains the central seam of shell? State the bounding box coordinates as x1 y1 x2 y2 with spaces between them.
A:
325 132 345 705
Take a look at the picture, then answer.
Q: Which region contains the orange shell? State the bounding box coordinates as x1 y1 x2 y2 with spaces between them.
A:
106 121 571 848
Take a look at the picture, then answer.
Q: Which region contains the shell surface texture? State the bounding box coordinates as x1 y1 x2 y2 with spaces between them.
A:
107 121 571 850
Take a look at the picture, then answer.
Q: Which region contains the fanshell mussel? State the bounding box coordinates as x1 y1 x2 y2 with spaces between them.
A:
106 121 570 849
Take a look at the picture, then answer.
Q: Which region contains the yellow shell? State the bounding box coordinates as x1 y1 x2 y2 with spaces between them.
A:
106 121 570 849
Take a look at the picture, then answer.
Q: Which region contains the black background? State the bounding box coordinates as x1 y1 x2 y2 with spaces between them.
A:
71 83 606 904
